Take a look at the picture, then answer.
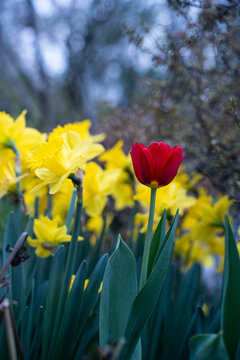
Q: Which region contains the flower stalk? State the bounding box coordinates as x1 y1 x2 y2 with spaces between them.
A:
139 187 157 290
2 298 17 360
69 169 84 201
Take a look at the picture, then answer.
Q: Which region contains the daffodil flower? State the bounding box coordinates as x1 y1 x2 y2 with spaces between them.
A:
0 111 43 156
0 158 27 199
99 141 134 210
28 216 83 257
29 131 104 194
83 162 120 217
49 120 105 143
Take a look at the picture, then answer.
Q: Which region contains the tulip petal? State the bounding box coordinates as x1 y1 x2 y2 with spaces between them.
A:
149 142 172 182
131 143 152 185
160 147 184 186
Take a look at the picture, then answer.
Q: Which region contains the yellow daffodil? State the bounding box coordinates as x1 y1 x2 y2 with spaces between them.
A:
49 120 105 143
52 180 75 223
174 166 202 191
0 158 26 198
86 216 104 246
112 172 134 210
21 167 49 217
175 234 215 268
86 216 104 235
28 215 83 257
83 162 120 217
99 140 130 170
0 111 43 157
27 136 64 171
174 194 232 268
86 214 113 246
182 195 232 243
99 141 134 210
29 131 104 194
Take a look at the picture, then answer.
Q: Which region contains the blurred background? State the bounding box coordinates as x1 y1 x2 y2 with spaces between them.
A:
0 0 240 208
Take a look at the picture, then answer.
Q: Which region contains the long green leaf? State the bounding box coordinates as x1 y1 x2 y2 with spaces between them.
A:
51 260 87 360
99 235 141 359
41 245 65 358
74 253 109 356
221 216 240 360
163 263 200 360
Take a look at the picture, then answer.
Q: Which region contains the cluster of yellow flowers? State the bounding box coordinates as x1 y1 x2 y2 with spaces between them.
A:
0 111 236 269
0 111 133 256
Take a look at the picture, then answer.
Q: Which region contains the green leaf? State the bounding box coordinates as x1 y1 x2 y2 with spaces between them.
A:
189 333 229 360
51 260 87 360
147 265 173 360
29 306 44 360
162 263 200 360
74 253 109 355
147 209 166 277
221 216 240 360
119 210 179 360
99 236 139 352
41 245 66 358
74 313 99 360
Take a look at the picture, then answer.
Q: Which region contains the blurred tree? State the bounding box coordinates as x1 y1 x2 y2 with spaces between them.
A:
0 0 156 130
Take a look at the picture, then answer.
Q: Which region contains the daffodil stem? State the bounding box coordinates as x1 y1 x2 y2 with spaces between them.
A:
11 143 21 198
139 187 157 290
68 173 83 201
66 189 77 233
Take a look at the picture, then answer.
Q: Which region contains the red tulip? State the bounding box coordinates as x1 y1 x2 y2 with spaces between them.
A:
130 142 184 188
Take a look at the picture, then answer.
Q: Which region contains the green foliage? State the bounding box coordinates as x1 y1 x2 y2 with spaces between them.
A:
221 216 240 360
188 216 240 360
99 235 141 359
99 235 138 345
1 198 240 359
0 200 108 359
189 333 229 360
141 262 201 360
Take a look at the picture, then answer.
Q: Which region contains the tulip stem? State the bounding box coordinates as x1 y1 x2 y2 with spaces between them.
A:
139 187 157 290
